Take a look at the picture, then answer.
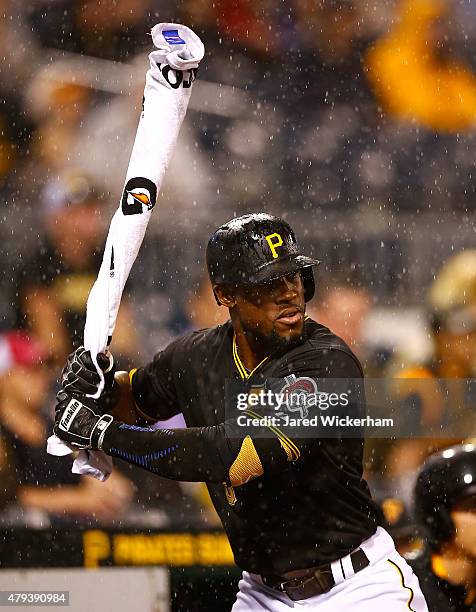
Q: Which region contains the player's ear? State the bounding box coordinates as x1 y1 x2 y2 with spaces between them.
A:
214 284 236 308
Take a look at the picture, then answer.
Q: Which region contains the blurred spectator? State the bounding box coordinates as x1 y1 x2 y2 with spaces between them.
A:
28 80 92 174
295 0 369 63
366 0 476 131
0 95 33 186
0 0 40 95
16 172 138 366
210 1 279 56
376 251 476 504
0 0 38 182
428 250 476 378
0 330 135 525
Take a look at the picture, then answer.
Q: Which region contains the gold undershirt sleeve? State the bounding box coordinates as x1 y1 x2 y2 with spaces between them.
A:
228 435 264 486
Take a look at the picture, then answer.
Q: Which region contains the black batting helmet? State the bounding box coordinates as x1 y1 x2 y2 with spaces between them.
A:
414 443 476 549
206 213 320 304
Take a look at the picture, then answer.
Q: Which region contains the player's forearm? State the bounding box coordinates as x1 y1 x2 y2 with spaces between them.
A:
100 420 292 485
101 422 230 482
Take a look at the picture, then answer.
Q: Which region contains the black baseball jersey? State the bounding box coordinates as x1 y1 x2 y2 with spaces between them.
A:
410 550 476 611
103 318 378 574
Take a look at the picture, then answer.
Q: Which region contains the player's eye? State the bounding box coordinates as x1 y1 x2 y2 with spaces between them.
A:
285 272 300 284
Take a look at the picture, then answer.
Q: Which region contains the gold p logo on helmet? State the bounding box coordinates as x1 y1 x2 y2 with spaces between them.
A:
265 233 283 259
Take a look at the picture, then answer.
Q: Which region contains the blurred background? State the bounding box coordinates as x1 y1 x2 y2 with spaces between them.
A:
1 0 476 609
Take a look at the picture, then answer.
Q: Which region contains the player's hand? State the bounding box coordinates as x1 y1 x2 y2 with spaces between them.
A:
61 346 116 399
54 390 114 450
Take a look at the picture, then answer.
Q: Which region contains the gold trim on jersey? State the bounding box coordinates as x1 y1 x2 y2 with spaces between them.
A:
232 333 269 380
232 315 310 380
224 483 237 506
244 408 300 462
387 559 416 611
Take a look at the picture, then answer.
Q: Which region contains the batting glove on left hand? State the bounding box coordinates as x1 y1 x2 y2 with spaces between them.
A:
61 346 116 409
54 390 114 450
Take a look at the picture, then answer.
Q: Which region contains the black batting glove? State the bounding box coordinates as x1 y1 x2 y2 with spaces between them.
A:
54 390 114 450
61 346 116 403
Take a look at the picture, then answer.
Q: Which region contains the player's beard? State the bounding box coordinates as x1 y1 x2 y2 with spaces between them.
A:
243 320 305 355
268 324 305 353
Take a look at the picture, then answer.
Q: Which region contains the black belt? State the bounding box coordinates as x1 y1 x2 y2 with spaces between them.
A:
260 548 370 602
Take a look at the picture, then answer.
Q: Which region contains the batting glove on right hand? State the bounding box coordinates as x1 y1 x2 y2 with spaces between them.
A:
61 346 116 402
54 390 114 450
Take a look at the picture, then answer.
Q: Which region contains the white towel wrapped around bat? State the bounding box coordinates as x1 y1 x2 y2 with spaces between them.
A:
47 24 204 480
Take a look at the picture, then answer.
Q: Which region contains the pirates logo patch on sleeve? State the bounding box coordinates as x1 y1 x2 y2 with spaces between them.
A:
121 177 157 215
277 375 318 419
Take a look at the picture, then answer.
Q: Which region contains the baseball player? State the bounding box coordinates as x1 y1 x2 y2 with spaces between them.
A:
53 214 428 610
412 443 476 611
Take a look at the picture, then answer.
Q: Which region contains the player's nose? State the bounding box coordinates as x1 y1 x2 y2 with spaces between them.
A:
274 274 299 302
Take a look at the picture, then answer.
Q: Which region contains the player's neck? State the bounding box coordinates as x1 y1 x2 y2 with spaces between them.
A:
432 547 476 590
233 325 269 372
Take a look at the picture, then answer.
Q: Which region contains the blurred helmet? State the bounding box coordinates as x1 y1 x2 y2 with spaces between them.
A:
414 443 476 548
206 213 319 303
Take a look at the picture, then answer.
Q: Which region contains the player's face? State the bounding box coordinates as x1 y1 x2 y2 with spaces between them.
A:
233 272 306 346
451 496 476 558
